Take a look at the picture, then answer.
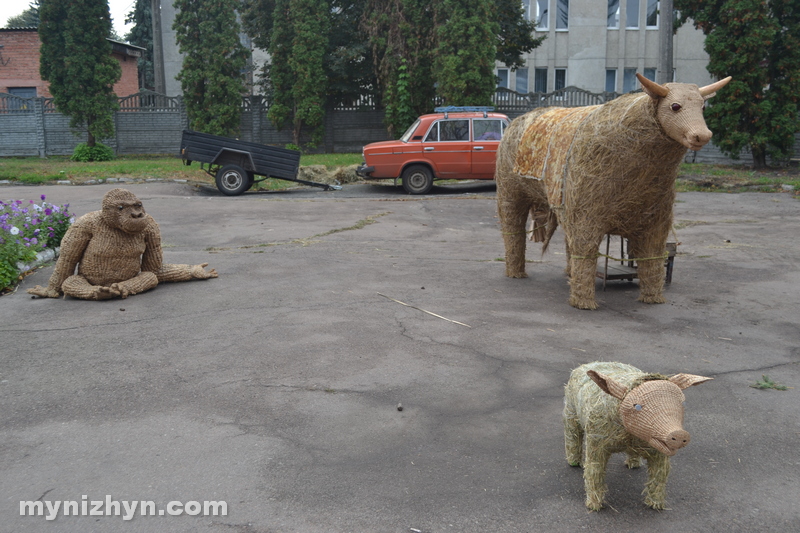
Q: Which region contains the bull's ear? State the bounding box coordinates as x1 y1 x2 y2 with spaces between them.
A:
637 73 668 100
587 370 628 400
669 374 713 389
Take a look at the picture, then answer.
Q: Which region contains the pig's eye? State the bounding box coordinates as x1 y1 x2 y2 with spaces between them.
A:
634 404 643 411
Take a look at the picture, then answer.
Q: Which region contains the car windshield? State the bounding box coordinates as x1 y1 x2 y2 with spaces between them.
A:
399 119 421 143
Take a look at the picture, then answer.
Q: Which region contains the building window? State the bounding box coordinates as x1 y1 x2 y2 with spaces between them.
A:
556 0 569 30
555 69 567 90
623 68 638 92
497 68 510 88
536 0 549 30
646 0 659 27
534 68 548 92
515 68 529 93
8 87 37 98
608 0 619 28
522 0 531 21
643 68 656 81
605 70 617 92
626 0 639 28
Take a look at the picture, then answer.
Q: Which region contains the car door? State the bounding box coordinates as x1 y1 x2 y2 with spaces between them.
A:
471 118 507 179
421 119 471 177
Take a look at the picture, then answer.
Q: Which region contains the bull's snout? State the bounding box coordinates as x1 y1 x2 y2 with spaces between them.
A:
684 128 712 151
665 429 690 451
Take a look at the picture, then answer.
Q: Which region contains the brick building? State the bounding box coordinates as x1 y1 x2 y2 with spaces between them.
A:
0 28 144 98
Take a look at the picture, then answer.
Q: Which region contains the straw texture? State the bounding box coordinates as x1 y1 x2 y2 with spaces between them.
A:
28 189 217 300
563 361 711 511
496 78 727 309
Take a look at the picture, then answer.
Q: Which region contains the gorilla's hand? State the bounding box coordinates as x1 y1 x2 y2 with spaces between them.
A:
191 263 218 279
27 285 61 298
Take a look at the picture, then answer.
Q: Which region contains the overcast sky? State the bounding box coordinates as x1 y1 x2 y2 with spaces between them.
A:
1 0 136 38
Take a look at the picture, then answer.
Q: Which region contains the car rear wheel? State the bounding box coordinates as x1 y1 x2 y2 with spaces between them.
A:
216 164 252 196
402 165 434 195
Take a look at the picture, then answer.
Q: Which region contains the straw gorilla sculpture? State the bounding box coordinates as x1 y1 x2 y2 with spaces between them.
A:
28 188 217 300
564 362 712 511
496 74 731 309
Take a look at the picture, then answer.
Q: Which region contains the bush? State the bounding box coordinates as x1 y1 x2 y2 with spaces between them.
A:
0 195 74 291
70 142 115 162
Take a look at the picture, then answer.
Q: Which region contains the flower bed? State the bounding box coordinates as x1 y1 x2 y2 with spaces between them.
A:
0 195 73 291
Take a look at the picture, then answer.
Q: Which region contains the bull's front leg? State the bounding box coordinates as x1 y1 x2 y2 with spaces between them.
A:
497 184 532 278
643 452 671 510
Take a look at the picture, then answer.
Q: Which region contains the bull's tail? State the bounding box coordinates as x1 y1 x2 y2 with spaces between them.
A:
541 210 559 254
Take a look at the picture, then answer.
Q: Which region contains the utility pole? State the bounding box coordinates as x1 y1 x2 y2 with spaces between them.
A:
151 0 166 94
657 0 674 84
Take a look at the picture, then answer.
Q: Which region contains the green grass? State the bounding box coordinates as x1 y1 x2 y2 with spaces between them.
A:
750 375 790 391
0 153 363 187
676 163 800 194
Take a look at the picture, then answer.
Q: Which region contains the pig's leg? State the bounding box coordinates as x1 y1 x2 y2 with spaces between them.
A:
563 402 583 466
625 452 642 469
643 452 671 509
582 436 611 511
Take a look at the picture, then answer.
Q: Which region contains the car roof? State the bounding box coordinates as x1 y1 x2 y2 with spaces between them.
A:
417 111 509 120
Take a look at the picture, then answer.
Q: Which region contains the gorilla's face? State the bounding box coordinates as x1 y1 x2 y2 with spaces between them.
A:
101 189 149 234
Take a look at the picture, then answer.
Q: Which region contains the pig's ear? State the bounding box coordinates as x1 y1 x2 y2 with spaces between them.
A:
587 370 628 400
669 374 713 389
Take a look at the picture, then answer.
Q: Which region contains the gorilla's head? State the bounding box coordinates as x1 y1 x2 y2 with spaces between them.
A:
101 189 149 234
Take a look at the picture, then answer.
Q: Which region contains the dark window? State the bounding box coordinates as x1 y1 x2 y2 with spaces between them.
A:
534 68 548 92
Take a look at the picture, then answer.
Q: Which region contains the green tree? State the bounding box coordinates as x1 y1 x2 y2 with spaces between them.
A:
495 0 545 69
124 0 154 90
5 1 39 28
434 0 499 106
263 0 329 148
675 0 800 168
172 0 249 137
39 0 121 149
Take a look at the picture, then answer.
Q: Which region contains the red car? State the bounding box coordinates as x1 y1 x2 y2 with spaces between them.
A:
356 107 510 194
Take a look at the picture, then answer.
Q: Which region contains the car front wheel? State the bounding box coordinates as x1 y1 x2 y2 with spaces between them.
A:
401 165 434 195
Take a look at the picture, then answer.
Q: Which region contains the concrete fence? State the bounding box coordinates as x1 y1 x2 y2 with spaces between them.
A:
1 88 797 164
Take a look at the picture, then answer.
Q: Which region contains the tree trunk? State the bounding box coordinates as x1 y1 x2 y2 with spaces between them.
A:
752 146 767 169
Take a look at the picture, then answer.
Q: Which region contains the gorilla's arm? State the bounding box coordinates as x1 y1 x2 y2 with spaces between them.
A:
27 214 95 298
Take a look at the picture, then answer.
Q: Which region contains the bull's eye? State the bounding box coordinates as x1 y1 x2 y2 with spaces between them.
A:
671 103 682 112
634 404 643 411
118 205 124 210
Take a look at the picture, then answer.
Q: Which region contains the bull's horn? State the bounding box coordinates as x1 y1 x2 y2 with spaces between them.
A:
637 73 668 98
699 76 732 97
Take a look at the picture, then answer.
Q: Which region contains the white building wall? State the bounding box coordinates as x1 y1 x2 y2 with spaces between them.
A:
503 0 713 94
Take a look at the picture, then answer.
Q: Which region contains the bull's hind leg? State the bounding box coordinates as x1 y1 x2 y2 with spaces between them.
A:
629 235 668 304
497 183 532 278
566 234 603 310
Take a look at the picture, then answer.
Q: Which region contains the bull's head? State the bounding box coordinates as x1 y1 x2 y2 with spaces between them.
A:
588 370 713 456
638 73 732 151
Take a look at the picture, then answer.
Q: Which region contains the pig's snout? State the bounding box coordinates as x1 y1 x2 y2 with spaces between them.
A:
665 429 690 451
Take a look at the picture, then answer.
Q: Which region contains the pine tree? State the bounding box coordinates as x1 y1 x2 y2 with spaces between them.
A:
434 0 499 106
265 0 329 148
39 0 121 150
124 0 154 90
172 0 249 137
675 0 800 168
5 1 40 28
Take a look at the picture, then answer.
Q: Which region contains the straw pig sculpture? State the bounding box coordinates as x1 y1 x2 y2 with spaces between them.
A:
564 362 712 511
28 188 217 300
496 74 732 309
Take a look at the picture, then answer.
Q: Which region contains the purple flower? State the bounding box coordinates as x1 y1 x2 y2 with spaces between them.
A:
44 208 53 216
41 194 46 201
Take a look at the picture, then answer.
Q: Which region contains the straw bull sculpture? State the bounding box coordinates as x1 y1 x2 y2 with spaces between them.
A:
496 74 731 309
28 188 217 300
564 362 712 511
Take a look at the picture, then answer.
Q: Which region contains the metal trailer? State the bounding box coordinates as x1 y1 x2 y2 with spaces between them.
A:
179 130 341 196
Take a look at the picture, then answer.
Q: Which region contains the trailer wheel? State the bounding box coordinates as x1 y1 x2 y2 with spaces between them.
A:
402 165 434 195
216 164 251 196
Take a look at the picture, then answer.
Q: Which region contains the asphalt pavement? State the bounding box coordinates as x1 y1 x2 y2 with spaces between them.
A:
1 180 798 532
